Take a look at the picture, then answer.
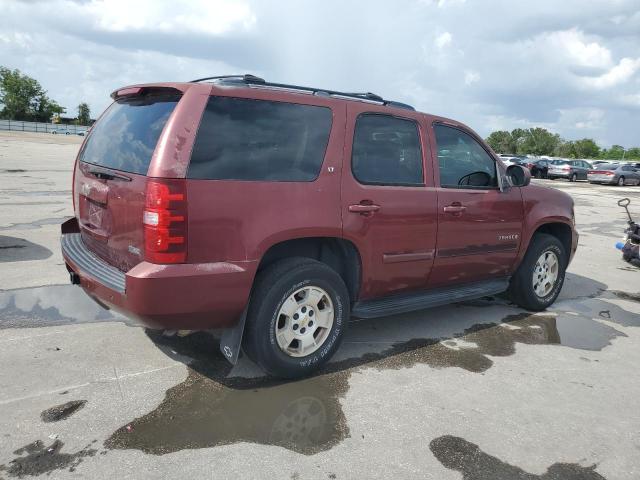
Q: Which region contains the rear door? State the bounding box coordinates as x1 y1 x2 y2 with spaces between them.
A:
427 123 524 288
74 89 182 271
341 104 438 300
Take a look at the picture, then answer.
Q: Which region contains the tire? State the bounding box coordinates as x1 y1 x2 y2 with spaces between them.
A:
243 257 350 379
570 173 577 182
618 176 625 186
535 171 542 179
508 233 567 311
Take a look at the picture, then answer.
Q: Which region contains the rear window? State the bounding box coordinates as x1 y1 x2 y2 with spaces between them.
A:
79 93 180 175
595 164 618 170
188 97 332 181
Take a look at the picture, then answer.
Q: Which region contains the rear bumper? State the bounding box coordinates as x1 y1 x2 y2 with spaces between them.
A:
548 171 570 178
61 233 257 329
587 177 616 184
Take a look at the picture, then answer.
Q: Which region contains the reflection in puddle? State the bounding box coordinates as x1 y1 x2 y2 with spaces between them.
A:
430 435 606 479
105 332 349 455
105 313 624 455
0 285 125 329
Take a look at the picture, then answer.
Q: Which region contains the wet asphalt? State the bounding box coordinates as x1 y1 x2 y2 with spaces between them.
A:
1 131 639 479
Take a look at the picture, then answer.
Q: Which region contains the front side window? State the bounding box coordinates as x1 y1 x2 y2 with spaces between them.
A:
188 97 332 181
434 124 497 188
351 114 423 186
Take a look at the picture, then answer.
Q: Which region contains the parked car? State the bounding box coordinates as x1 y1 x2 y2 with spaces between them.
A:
547 159 592 181
60 75 578 378
527 159 550 179
498 154 527 166
588 163 640 186
51 128 71 135
591 160 610 166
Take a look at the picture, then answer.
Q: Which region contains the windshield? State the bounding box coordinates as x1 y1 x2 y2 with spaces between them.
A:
79 93 180 175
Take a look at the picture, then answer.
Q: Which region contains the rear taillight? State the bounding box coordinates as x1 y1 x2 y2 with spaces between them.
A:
143 179 187 264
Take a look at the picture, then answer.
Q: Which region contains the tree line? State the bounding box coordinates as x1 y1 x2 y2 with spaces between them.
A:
0 66 91 126
486 128 640 161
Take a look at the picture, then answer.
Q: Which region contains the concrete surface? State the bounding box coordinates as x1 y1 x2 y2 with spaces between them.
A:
1 130 639 479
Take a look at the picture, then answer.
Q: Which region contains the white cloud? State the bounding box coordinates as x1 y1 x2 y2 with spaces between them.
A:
581 57 640 89
435 32 452 49
464 70 479 85
542 29 612 69
86 0 256 35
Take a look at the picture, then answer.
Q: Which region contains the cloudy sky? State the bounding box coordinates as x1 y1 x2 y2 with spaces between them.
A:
1 0 638 147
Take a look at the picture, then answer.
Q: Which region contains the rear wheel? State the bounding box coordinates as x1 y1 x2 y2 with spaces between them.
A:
243 257 349 378
535 170 542 179
618 176 625 186
509 234 566 311
570 173 577 182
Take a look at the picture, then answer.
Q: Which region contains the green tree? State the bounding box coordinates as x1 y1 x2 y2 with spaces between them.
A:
0 66 65 121
555 140 576 158
516 128 560 156
485 130 515 153
625 147 640 160
573 138 600 159
77 102 91 126
600 145 625 160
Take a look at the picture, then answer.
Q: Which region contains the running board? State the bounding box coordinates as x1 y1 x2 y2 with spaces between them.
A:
352 278 510 319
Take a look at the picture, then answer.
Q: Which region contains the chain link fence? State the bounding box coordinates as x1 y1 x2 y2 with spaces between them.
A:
0 119 88 135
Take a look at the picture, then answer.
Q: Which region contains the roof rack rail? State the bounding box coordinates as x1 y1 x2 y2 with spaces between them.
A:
190 74 265 84
191 74 414 111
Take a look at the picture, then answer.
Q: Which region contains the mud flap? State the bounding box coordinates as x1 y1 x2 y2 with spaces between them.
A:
219 305 248 365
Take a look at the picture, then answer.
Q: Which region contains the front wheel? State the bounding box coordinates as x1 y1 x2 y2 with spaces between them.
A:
508 234 567 311
243 257 349 379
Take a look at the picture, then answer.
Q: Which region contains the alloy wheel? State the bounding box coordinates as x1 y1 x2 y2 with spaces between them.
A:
275 286 334 357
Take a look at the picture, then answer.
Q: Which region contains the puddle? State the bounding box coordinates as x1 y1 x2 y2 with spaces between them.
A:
41 400 87 423
429 435 606 479
612 290 640 303
105 332 350 455
0 440 97 478
105 313 624 456
0 284 127 329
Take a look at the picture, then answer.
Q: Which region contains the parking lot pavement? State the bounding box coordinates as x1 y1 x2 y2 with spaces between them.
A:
1 132 639 479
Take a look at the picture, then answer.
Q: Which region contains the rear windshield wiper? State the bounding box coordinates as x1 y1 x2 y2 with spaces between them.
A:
87 167 132 181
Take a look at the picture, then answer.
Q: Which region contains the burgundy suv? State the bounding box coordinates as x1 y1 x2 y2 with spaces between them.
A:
61 75 577 378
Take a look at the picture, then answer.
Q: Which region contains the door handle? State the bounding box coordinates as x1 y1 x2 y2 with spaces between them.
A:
349 203 381 214
443 203 466 215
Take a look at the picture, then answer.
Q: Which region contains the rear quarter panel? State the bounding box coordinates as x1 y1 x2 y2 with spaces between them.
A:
185 89 347 263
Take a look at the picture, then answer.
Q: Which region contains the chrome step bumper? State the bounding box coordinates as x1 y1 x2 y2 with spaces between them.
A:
61 233 126 293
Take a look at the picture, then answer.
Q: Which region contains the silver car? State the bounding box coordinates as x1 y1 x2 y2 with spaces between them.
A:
587 163 640 186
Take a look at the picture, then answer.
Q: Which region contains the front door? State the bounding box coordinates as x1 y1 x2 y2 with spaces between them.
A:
427 123 524 288
341 104 438 300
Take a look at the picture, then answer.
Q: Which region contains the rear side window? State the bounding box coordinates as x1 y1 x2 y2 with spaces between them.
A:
434 124 497 188
188 97 332 181
80 93 180 175
351 114 423 186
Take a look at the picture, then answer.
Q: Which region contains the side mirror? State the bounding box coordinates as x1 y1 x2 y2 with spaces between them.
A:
506 164 531 187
